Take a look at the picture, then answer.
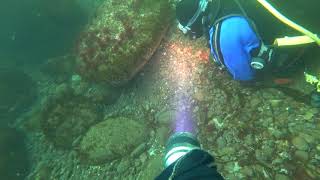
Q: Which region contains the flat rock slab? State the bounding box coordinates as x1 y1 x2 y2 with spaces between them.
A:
79 117 147 164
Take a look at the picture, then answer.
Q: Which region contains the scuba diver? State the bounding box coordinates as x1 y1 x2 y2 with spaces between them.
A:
156 132 224 180
176 0 274 82
175 0 320 106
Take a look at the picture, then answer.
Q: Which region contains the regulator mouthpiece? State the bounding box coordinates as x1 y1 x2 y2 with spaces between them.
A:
250 57 266 70
164 132 200 168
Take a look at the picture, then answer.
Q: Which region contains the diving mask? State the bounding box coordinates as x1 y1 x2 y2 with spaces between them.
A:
177 0 208 35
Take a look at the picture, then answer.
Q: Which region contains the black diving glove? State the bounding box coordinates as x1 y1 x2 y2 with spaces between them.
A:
155 149 224 180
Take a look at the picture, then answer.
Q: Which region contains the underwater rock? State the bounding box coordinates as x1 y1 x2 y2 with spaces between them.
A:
243 134 254 146
250 98 261 107
139 152 148 164
73 77 120 104
303 109 317 121
79 117 147 164
0 127 29 180
138 155 163 180
76 0 173 86
206 88 231 118
193 87 207 102
116 159 130 174
154 126 170 146
0 68 37 124
71 75 90 95
299 133 316 144
275 174 290 180
155 109 175 126
240 166 254 177
270 127 288 139
131 143 147 158
292 136 309 151
255 145 274 164
71 74 121 105
294 150 309 162
40 84 101 148
85 84 121 105
224 161 241 174
269 99 282 108
216 136 227 149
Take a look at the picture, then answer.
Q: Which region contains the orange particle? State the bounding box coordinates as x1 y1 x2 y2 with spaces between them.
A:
198 50 209 61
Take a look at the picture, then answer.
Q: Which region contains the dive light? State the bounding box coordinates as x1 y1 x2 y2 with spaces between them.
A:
164 132 200 168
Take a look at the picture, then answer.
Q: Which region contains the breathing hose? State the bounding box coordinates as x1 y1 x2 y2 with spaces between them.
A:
256 0 320 46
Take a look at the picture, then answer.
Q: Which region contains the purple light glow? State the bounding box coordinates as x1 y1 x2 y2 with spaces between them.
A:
175 109 194 133
174 96 195 134
166 43 200 135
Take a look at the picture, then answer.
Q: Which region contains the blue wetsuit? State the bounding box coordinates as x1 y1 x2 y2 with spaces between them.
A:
209 16 261 81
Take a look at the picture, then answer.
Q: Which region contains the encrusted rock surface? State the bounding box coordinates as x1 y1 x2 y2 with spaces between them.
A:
76 0 173 85
40 84 101 149
79 117 147 164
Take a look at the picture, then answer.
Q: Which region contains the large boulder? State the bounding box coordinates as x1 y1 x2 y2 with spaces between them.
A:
79 117 147 164
76 0 173 86
40 84 102 149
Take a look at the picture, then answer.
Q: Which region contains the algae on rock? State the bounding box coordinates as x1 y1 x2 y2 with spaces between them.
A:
79 117 147 164
40 84 101 149
76 0 174 86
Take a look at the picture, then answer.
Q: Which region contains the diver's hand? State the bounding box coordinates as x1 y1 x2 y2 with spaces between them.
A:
311 91 320 108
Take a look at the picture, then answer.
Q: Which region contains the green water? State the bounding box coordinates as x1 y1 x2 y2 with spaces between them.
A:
0 0 89 63
0 0 319 179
